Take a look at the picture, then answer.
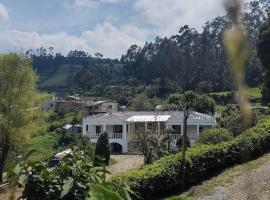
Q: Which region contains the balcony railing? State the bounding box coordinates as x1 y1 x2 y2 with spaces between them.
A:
89 132 123 140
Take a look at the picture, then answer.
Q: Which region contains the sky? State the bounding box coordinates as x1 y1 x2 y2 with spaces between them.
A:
0 0 228 58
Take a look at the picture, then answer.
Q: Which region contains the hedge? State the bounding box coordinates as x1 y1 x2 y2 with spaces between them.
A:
111 117 270 199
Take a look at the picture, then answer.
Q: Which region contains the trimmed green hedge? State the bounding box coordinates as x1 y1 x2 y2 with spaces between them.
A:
111 117 270 199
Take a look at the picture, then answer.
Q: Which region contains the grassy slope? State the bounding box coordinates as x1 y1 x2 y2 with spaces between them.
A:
39 64 82 89
209 87 262 98
24 134 59 162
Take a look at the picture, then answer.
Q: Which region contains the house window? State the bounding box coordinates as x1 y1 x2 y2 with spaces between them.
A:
172 125 181 134
86 125 89 132
199 127 204 133
113 125 123 133
126 124 129 132
96 126 101 133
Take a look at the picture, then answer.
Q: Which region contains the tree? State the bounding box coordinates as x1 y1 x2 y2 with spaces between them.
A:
167 91 216 114
198 128 233 144
219 104 243 136
94 132 110 166
137 129 169 164
0 53 44 183
131 93 155 111
257 18 270 105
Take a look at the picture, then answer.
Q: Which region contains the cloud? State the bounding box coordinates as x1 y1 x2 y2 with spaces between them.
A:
135 0 225 35
65 0 123 9
0 22 148 58
0 4 9 22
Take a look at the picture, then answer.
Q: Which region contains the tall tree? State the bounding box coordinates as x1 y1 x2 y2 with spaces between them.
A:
257 18 270 104
0 53 44 182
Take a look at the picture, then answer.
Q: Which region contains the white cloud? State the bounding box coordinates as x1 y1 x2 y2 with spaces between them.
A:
65 0 123 9
0 22 148 58
0 4 9 22
135 0 226 35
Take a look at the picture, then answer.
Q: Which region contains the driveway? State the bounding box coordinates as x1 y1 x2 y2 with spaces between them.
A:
107 155 144 176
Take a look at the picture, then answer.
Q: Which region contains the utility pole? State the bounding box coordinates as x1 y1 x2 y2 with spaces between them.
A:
182 107 189 191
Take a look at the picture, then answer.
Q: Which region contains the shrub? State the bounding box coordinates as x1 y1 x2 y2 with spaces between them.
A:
176 136 191 150
198 128 233 144
94 132 110 166
111 117 270 199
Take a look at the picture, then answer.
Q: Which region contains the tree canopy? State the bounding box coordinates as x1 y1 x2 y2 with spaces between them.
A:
0 53 45 182
257 18 270 104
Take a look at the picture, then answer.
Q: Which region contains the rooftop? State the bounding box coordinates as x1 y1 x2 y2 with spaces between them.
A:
84 111 216 123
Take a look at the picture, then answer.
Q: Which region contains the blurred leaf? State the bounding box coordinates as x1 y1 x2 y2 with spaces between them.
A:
18 174 28 186
88 184 124 200
61 177 74 198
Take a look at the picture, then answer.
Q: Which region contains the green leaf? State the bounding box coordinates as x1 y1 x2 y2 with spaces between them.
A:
13 164 21 176
88 184 124 200
165 194 193 200
18 174 28 186
24 149 37 160
60 177 74 198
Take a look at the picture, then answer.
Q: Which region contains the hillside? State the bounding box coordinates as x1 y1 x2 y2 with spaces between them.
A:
29 50 123 94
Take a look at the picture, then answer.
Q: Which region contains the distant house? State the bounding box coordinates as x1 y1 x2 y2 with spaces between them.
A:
82 101 119 116
55 96 119 114
41 96 57 111
82 111 216 153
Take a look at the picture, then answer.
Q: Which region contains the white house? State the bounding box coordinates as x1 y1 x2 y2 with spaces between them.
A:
83 111 216 153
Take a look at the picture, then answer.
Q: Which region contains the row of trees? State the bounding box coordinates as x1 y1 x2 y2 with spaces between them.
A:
122 0 269 93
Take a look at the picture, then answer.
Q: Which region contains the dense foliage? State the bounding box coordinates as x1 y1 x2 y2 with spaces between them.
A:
111 117 270 199
9 146 132 200
94 132 110 166
137 129 170 164
198 128 233 144
257 18 270 105
165 91 216 114
122 0 269 93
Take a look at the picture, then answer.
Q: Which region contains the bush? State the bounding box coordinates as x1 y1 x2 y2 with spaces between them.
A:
94 132 110 166
198 128 233 144
176 136 191 150
111 117 270 199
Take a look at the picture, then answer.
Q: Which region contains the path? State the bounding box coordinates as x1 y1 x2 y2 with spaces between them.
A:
193 153 270 200
107 155 144 176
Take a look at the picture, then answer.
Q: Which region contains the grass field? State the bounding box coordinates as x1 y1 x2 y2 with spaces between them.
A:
209 87 262 98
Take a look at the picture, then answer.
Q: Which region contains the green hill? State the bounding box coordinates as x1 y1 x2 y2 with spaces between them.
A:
39 64 82 93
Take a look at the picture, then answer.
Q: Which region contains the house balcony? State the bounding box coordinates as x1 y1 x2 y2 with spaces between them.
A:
88 132 124 146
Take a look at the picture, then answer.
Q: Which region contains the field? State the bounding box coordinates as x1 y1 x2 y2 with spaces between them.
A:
39 64 82 91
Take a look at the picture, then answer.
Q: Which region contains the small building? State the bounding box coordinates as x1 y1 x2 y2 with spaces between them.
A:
82 101 119 116
82 111 216 153
41 96 57 111
62 124 82 134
